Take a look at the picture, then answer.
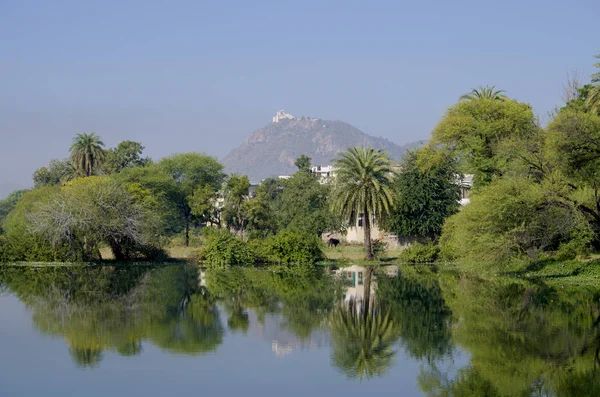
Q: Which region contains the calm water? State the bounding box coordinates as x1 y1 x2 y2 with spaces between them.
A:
0 264 599 397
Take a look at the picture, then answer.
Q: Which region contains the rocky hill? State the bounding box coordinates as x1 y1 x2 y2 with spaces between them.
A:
223 110 423 182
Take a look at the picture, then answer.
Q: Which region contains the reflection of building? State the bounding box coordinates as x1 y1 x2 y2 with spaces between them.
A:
247 311 330 358
335 265 398 304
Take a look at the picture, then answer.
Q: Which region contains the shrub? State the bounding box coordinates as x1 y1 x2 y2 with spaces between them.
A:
400 242 440 263
439 177 592 264
372 239 387 260
199 229 255 268
265 229 325 264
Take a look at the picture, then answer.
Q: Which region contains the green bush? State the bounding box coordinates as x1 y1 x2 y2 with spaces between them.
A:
199 229 255 268
400 242 440 263
265 229 324 264
372 239 387 259
439 177 592 264
1 187 71 262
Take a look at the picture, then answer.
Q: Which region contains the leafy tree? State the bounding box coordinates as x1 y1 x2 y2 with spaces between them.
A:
545 109 600 246
0 190 26 231
274 170 342 237
331 147 395 260
586 53 600 113
431 97 538 187
32 159 77 187
294 154 312 172
242 188 277 238
189 184 221 228
101 140 150 174
70 132 106 177
158 153 225 246
440 176 591 263
1 187 71 262
222 174 250 238
26 176 163 261
459 85 507 101
386 150 460 240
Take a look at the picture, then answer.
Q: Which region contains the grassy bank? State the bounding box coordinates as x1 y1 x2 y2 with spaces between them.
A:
436 258 600 286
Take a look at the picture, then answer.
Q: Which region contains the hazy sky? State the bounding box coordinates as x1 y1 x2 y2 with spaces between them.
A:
1 0 599 195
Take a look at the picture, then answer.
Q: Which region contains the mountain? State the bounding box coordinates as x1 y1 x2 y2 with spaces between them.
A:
223 110 424 182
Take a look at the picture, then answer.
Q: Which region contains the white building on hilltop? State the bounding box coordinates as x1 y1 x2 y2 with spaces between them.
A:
272 110 294 123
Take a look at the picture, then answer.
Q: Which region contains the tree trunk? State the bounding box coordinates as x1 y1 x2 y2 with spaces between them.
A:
185 215 190 247
362 266 374 319
110 240 126 261
364 209 374 260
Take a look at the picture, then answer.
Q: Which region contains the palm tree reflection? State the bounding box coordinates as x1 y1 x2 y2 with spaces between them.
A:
330 296 397 380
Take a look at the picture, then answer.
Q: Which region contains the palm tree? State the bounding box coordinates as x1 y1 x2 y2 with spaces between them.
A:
70 132 106 177
587 54 600 113
460 85 507 101
330 298 397 380
331 147 395 260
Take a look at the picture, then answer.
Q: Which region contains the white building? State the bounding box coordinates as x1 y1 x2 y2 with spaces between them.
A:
272 110 294 123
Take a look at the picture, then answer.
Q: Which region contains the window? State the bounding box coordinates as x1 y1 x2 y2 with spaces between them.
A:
358 213 364 227
358 272 363 285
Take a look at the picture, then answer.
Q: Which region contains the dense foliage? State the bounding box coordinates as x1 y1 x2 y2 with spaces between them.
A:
386 150 460 240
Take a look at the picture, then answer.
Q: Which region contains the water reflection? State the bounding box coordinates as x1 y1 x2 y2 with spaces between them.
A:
1 264 600 395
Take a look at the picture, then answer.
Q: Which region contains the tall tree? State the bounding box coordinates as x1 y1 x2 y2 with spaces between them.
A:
331 147 395 260
386 150 461 240
158 153 225 246
222 174 250 238
586 54 600 113
70 132 106 177
33 159 78 187
101 141 150 174
460 85 507 101
431 96 538 187
294 154 312 173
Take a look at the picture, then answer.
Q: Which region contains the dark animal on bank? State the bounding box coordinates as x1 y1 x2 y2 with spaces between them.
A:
328 238 340 248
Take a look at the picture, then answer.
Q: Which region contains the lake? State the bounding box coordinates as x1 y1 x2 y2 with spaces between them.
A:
0 264 599 396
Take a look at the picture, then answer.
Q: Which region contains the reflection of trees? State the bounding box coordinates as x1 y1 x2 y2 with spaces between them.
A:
423 276 600 396
376 273 452 363
0 265 225 366
330 298 397 380
69 347 103 368
205 268 341 339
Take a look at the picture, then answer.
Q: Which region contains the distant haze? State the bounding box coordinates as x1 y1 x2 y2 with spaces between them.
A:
1 1 599 195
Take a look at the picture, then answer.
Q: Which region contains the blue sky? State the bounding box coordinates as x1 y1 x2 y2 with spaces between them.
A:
1 0 599 194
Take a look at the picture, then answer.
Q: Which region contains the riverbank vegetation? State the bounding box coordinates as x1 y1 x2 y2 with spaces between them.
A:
2 53 600 275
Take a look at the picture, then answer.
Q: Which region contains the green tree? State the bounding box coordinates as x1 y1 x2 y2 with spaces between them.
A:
294 154 312 173
386 150 460 240
242 189 277 237
331 147 395 260
70 132 106 177
459 85 507 101
586 53 600 113
158 153 225 246
101 140 150 174
545 109 600 246
26 176 163 261
431 97 538 187
222 174 250 238
440 176 590 263
0 190 26 231
32 159 77 187
274 170 342 236
189 184 221 228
